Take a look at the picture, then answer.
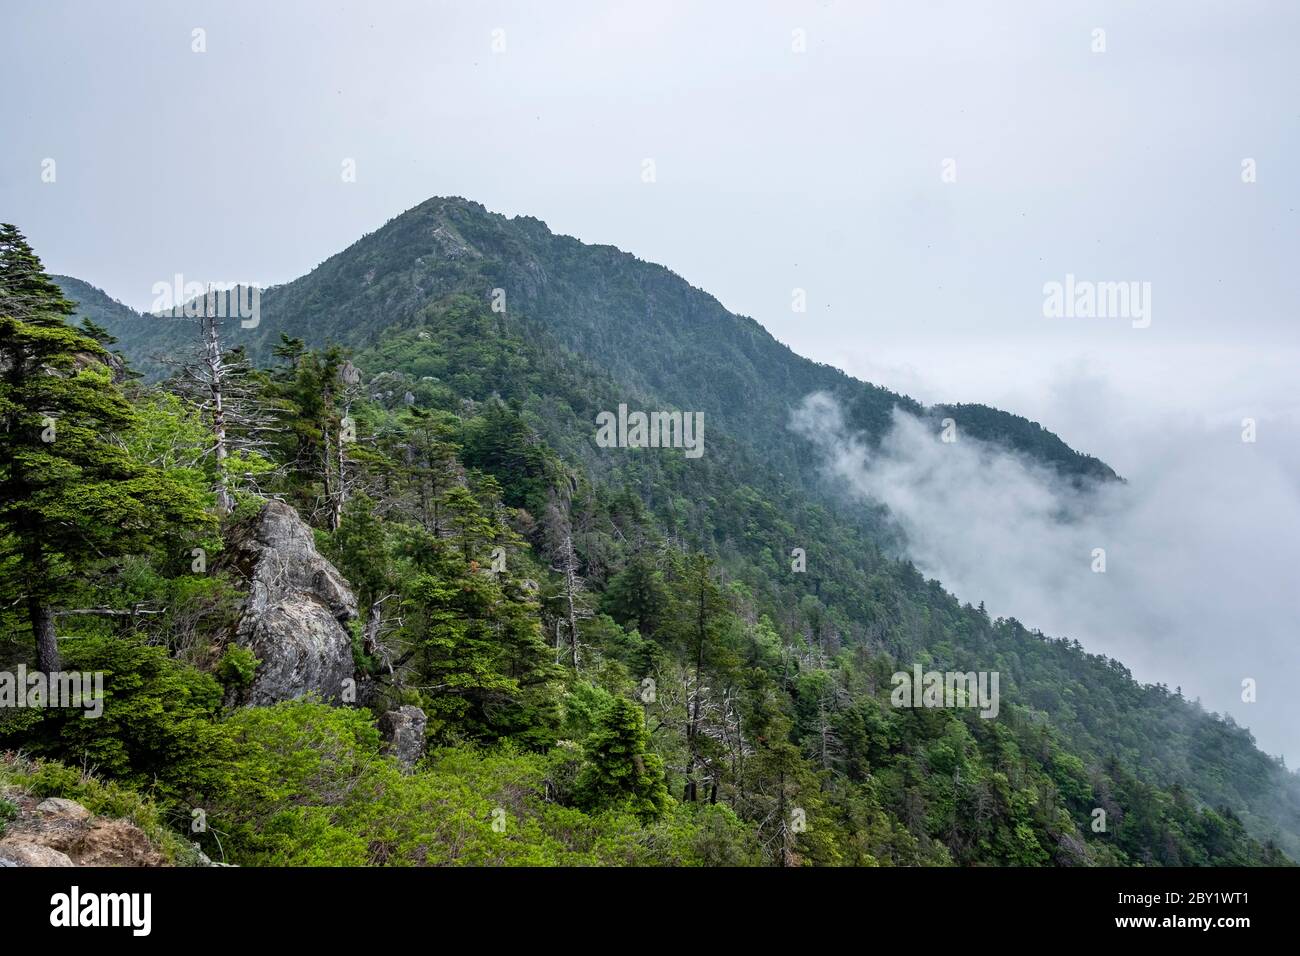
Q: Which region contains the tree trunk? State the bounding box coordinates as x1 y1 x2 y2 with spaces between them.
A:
776 767 788 867
684 579 706 802
203 313 234 516
333 397 351 531
362 600 393 673
323 422 338 531
562 534 581 669
30 596 59 672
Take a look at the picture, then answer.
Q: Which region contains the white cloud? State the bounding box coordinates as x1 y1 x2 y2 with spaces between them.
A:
792 384 1300 766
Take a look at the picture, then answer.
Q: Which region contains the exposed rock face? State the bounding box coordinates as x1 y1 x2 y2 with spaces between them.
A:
226 500 358 706
378 706 428 771
0 792 163 866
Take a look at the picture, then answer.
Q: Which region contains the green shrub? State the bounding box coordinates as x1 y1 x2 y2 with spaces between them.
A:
0 635 239 804
215 645 260 688
200 698 392 865
192 699 757 867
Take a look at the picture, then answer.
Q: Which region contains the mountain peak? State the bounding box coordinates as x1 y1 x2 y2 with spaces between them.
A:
52 198 1117 487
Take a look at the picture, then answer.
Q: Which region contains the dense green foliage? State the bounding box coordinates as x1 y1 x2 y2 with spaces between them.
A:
575 696 671 819
0 210 1289 867
1 228 213 672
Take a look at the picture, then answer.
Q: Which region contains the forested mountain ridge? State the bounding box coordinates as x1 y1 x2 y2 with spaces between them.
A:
45 274 145 337
52 196 1118 490
2 213 1292 867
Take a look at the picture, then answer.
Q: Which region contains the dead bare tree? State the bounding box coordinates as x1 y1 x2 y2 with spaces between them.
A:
542 490 591 670
804 675 848 772
361 592 403 676
651 660 732 805
162 307 281 513
324 361 364 531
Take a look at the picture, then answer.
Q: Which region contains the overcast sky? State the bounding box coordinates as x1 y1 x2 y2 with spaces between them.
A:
4 1 1298 761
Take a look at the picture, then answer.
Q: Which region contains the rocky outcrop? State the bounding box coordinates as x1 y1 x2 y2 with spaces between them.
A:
378 706 428 771
0 842 74 866
0 792 163 867
225 500 358 706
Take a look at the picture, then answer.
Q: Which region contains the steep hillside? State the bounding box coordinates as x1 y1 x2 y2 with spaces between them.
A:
348 293 1300 859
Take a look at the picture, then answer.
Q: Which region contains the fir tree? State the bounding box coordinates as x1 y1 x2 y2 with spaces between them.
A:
576 696 670 819
0 225 212 670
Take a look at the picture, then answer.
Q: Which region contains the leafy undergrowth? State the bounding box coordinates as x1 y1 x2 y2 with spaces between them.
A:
202 700 758 867
3 699 759 868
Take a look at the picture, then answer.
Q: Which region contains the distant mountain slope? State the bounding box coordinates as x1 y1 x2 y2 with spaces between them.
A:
51 274 148 333
52 197 1117 488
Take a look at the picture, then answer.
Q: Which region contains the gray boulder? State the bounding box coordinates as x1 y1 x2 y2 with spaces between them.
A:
226 500 358 706
0 842 74 867
378 706 428 771
36 797 91 820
